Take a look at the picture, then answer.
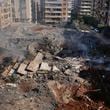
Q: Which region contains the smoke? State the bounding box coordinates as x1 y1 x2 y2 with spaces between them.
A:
0 0 3 3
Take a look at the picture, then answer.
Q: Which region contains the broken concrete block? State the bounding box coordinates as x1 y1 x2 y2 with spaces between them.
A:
33 52 44 62
27 72 35 78
52 66 60 72
2 69 10 77
2 65 13 77
27 52 43 72
64 69 72 75
6 83 17 87
17 63 27 75
13 62 20 70
8 69 15 76
7 65 13 70
39 62 51 71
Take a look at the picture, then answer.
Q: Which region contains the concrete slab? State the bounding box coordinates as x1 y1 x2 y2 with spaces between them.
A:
40 62 51 71
27 52 43 72
17 63 27 75
13 62 20 70
52 66 60 72
8 69 15 76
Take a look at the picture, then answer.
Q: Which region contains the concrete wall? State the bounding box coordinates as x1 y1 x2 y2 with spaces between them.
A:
12 0 32 22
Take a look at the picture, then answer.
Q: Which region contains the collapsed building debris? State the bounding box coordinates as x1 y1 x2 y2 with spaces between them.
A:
17 63 27 75
39 62 51 71
52 66 60 72
27 52 44 72
8 69 15 76
0 24 110 110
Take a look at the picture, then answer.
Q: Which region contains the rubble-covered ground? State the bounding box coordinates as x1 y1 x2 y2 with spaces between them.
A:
0 23 110 110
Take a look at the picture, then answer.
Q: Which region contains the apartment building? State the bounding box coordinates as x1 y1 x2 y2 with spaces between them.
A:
0 0 12 29
11 0 32 22
44 0 72 24
79 0 93 16
72 0 80 13
31 0 45 23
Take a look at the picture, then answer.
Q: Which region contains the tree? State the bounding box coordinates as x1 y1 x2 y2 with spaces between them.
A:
82 16 98 27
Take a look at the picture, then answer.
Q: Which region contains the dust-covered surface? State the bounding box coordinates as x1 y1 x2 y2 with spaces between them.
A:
0 23 110 110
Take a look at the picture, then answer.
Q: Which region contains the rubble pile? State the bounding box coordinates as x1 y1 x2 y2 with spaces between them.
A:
48 81 109 110
0 49 110 110
1 52 60 79
0 24 110 110
1 51 86 85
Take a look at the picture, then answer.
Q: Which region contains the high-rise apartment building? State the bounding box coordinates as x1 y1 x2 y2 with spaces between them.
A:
31 0 45 23
44 0 72 24
0 0 74 25
72 0 80 13
0 0 12 29
11 0 32 22
79 0 93 16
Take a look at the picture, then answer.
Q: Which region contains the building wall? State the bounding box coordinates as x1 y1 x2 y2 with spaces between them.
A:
0 0 12 29
31 0 45 23
11 0 32 22
44 0 72 24
72 0 80 13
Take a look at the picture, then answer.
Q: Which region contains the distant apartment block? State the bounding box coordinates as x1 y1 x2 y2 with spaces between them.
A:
11 0 32 22
0 0 11 29
79 0 93 16
72 0 80 13
44 0 72 24
31 0 45 23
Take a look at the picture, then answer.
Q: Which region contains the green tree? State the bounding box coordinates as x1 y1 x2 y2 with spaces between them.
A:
82 15 98 27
